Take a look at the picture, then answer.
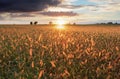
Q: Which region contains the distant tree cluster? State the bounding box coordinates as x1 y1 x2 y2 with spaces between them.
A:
98 22 119 25
30 21 38 25
49 21 53 25
73 23 76 25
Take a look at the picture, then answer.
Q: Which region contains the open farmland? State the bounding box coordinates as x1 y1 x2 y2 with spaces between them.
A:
0 25 120 79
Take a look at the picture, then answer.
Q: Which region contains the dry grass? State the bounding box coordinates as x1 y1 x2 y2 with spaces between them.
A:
0 25 120 79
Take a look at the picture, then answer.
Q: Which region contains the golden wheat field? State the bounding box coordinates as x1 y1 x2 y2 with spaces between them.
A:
0 25 120 79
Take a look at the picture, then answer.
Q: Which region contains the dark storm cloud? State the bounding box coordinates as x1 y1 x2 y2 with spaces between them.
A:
40 11 78 17
0 0 62 12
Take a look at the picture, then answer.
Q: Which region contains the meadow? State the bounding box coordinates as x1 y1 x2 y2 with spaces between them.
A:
0 25 120 79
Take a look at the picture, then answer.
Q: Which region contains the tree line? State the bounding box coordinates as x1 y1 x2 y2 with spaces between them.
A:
98 22 119 25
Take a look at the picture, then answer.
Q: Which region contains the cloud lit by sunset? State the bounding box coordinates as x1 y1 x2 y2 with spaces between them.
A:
0 0 120 24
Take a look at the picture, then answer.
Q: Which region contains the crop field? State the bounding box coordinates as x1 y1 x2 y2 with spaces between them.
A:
0 25 120 79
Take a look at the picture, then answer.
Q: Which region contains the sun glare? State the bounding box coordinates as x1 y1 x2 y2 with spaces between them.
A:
56 18 66 29
57 20 65 25
57 25 64 29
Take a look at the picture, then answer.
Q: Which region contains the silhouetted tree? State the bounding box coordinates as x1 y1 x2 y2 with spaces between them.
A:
115 22 118 25
30 22 33 25
34 21 38 25
49 21 53 25
73 23 76 25
101 23 106 24
107 22 113 24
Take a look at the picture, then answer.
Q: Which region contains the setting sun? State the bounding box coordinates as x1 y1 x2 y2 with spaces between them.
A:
57 19 66 25
56 18 66 29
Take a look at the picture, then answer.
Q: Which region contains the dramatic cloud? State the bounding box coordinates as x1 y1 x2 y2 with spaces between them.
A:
0 0 62 12
9 13 35 17
40 11 78 17
0 0 120 24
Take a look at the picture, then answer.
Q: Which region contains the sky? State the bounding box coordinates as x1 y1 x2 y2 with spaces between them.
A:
0 0 120 24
